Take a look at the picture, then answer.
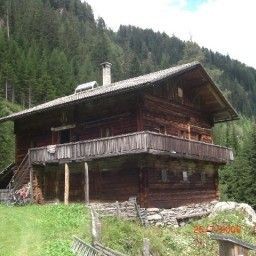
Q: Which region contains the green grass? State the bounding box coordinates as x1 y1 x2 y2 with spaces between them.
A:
101 211 256 256
0 204 90 256
1 204 256 256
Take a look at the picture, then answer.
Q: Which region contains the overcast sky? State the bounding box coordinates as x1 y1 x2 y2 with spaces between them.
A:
85 0 256 69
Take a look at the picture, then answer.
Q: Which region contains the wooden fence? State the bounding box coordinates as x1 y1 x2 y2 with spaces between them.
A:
0 189 10 202
29 131 233 164
72 237 103 256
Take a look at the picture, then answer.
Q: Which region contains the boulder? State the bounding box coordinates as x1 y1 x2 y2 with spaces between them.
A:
210 201 256 226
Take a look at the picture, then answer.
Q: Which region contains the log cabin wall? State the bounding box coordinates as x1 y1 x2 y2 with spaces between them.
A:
14 93 139 165
33 156 141 204
143 156 219 208
33 154 219 208
142 77 214 143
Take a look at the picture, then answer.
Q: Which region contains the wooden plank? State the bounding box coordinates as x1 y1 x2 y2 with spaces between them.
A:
84 162 89 204
64 163 69 205
30 166 34 202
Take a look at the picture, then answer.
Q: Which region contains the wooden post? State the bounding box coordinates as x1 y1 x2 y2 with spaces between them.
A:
91 207 101 244
29 166 34 203
64 163 69 205
214 166 220 200
136 94 144 131
115 201 121 217
143 238 150 256
84 162 89 204
55 169 59 202
188 124 191 140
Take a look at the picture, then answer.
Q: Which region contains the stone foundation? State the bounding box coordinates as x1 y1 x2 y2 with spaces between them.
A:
90 200 219 227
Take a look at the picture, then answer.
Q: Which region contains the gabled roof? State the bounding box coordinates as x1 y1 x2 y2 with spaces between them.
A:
0 61 238 123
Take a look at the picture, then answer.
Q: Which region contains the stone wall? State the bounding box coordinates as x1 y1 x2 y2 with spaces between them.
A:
90 200 138 219
90 200 256 229
90 200 219 227
146 201 218 227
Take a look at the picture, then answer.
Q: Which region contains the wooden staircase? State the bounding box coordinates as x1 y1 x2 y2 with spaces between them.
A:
0 163 16 188
7 153 31 191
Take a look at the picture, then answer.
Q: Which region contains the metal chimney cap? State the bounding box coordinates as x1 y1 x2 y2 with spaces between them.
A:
100 62 112 67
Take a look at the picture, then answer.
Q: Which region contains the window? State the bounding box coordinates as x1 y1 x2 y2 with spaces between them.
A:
100 127 112 137
194 133 202 141
160 125 166 134
59 129 71 144
161 170 168 182
201 172 206 184
153 126 166 134
179 130 186 139
182 171 189 182
178 87 183 98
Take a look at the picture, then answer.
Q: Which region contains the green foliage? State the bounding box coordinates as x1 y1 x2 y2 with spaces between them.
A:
0 0 255 116
0 204 90 256
0 98 21 170
219 124 256 207
213 117 256 206
178 41 205 64
101 211 256 256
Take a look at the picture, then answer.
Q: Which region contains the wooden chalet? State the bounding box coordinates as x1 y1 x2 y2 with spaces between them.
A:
0 61 238 208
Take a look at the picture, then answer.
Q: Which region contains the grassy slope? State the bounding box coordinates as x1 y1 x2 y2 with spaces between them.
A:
0 204 90 256
102 211 256 256
1 204 256 256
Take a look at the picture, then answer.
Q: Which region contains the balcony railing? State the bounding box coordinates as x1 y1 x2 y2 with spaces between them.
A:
29 131 233 164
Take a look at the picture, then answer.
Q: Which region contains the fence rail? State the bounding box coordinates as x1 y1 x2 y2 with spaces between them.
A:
29 131 233 164
72 237 103 256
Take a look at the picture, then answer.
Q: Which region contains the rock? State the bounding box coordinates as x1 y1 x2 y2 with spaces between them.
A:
147 208 159 213
161 209 176 215
155 222 164 227
179 221 186 227
147 214 162 221
210 201 256 226
210 202 237 213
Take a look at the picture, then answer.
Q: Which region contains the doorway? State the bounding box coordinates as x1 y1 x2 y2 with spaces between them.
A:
59 129 71 144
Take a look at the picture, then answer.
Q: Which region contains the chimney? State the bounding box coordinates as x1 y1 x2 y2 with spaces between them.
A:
100 62 112 86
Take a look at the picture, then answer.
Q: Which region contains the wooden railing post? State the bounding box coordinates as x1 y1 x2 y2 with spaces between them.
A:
64 163 70 205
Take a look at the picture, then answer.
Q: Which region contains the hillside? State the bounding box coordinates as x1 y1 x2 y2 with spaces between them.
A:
1 204 256 256
0 0 255 116
0 98 20 170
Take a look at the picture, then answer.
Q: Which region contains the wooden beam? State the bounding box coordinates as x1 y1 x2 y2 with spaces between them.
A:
55 169 59 202
30 166 34 203
207 84 226 108
84 162 89 204
64 163 69 205
136 94 144 131
188 124 191 140
51 124 76 132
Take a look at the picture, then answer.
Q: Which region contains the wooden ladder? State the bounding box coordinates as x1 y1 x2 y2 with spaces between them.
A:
8 153 31 191
72 237 103 256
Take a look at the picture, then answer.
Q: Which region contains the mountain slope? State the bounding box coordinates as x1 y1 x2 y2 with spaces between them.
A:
0 0 255 116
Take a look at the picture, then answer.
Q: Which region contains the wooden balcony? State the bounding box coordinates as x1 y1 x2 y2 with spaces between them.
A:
29 131 233 165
